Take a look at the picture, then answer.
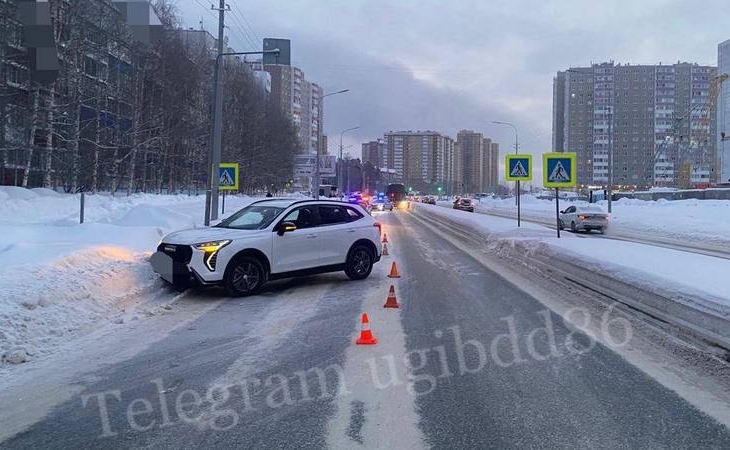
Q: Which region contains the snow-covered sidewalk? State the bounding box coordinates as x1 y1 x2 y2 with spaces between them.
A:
441 195 730 251
0 187 262 365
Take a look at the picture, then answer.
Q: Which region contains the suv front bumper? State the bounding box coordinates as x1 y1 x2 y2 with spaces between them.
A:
151 243 224 289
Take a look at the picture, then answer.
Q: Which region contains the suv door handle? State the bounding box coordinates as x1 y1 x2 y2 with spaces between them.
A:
306 234 317 239
345 229 356 233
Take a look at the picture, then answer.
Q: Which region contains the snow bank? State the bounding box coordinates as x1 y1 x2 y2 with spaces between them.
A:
113 204 196 229
0 189 261 365
418 204 730 323
0 186 38 200
468 195 730 249
29 188 61 197
0 246 158 364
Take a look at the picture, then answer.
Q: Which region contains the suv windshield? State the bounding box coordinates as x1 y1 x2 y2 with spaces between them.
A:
216 204 286 230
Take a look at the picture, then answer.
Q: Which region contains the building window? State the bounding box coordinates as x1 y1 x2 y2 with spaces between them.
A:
84 56 99 77
5 64 28 86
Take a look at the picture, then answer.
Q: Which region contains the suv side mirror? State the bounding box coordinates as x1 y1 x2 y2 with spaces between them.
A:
559 210 565 214
277 221 297 236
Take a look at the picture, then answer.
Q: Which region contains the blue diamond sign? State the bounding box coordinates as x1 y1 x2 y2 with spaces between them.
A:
218 163 239 191
505 154 532 181
542 153 576 188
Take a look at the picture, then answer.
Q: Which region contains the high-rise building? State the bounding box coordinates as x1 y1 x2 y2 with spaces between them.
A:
483 139 500 191
263 38 323 156
718 39 730 184
362 140 386 167
552 71 566 151
553 62 717 189
382 131 455 193
438 135 456 194
451 142 464 195
457 130 484 194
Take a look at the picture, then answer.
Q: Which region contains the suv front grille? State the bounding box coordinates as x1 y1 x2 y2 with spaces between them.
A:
157 243 193 264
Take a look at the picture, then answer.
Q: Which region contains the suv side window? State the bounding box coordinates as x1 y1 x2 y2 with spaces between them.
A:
345 207 364 221
281 206 319 229
565 206 576 213
318 205 350 226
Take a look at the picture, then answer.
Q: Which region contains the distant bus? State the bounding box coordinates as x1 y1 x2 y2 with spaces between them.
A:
386 183 407 208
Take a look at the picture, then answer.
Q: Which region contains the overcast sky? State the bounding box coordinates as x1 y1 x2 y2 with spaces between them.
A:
177 0 728 184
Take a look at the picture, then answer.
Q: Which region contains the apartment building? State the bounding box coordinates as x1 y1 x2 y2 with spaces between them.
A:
382 131 456 193
553 62 717 189
483 138 500 191
456 130 484 194
718 39 730 183
263 38 323 155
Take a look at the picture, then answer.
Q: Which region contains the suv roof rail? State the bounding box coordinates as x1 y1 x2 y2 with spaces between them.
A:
247 197 350 207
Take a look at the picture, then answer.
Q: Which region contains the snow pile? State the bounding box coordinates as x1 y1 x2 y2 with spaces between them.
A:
605 198 730 246
113 204 196 229
0 246 158 364
0 188 211 225
29 188 61 197
0 186 38 200
0 189 260 365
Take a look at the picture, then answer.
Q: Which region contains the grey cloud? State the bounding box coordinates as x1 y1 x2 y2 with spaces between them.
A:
177 0 730 173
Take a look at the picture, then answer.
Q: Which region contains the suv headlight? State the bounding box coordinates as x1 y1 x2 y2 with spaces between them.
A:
194 240 231 271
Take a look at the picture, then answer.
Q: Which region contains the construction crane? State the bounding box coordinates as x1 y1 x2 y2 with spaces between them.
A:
653 73 728 187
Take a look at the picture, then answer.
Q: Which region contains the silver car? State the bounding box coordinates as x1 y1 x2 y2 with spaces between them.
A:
559 205 609 233
370 200 393 211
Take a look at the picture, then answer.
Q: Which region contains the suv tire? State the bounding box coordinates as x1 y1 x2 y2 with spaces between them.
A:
344 245 374 280
224 256 266 296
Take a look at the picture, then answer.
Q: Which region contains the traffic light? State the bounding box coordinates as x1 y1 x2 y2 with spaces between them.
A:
437 187 442 192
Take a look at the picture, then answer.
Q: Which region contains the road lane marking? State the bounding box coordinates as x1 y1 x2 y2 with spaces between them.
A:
326 212 425 449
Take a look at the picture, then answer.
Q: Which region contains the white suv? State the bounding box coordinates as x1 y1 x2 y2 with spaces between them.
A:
150 199 383 296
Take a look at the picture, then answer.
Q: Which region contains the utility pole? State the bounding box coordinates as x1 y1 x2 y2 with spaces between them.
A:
202 9 279 225
205 0 227 226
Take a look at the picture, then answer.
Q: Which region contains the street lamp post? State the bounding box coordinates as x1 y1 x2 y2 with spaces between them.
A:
338 126 360 195
313 89 349 199
204 48 280 226
492 121 521 227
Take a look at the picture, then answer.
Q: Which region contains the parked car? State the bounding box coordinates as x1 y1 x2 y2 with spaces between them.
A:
559 205 609 233
150 199 383 296
453 198 475 212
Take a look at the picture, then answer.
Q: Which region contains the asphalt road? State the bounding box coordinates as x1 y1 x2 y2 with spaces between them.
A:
2 209 729 449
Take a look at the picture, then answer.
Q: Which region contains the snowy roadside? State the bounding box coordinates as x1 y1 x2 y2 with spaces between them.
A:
416 203 730 347
440 195 730 250
0 187 265 366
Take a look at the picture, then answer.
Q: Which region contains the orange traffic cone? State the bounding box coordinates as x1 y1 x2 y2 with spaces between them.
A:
387 261 401 278
356 313 378 345
382 243 389 256
382 233 389 244
383 285 400 308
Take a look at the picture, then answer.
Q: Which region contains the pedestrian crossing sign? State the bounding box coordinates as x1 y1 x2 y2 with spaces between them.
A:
505 155 532 181
218 163 239 191
542 152 576 188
